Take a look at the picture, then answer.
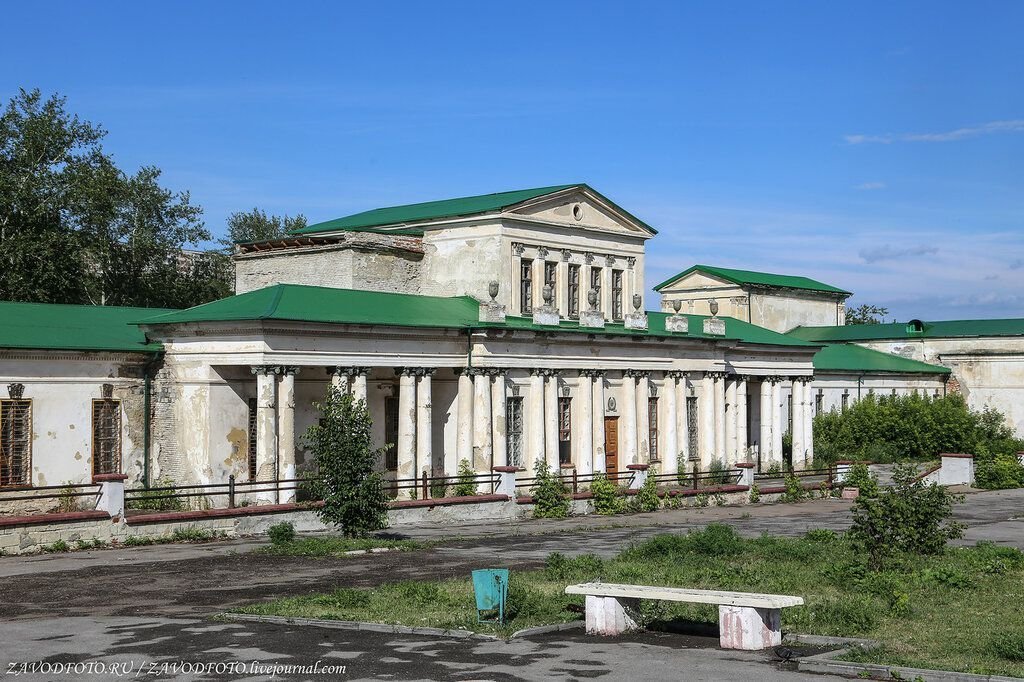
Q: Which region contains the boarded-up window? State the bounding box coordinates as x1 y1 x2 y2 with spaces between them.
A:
247 398 258 480
384 396 399 471
0 399 31 487
92 399 121 476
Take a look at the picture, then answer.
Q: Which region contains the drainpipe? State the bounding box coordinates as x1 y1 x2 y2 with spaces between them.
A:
857 373 864 400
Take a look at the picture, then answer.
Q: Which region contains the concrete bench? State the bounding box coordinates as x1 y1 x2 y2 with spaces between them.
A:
565 582 804 650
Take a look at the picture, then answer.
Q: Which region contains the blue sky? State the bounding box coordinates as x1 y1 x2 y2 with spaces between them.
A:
3 1 1022 320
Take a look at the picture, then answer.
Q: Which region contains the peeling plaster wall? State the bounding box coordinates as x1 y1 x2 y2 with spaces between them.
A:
0 353 148 491
856 336 1024 435
749 293 843 333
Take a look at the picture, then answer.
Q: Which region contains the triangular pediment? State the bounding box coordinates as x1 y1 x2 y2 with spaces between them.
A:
657 269 741 293
504 186 657 238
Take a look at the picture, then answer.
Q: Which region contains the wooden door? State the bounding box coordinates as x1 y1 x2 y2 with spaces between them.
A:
604 416 619 475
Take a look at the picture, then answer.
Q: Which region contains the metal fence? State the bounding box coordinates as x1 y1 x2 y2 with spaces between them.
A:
0 482 101 514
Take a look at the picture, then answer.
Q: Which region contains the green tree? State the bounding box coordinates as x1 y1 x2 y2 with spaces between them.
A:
220 207 306 249
0 88 228 307
845 303 890 325
303 387 390 537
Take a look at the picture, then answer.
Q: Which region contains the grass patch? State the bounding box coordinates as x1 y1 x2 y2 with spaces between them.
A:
238 524 1024 676
254 536 425 557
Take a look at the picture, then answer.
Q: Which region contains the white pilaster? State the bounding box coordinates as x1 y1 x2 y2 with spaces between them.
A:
635 371 651 463
725 377 737 462
455 368 474 473
802 378 814 467
277 367 298 503
577 371 594 476
592 370 607 473
529 369 546 472
736 376 748 462
331 368 349 393
714 373 726 465
759 379 772 468
663 373 679 476
675 372 689 463
474 370 493 474
544 370 559 469
771 378 783 468
790 377 804 468
252 367 277 487
396 368 417 496
352 368 368 404
621 371 638 466
416 369 433 476
700 372 715 468
490 369 507 468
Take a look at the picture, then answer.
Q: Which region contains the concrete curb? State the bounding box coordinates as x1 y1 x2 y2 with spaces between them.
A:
510 621 585 639
221 612 500 641
341 547 402 556
795 639 1019 682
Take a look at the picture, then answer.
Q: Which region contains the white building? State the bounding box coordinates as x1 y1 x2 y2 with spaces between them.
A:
0 184 966 499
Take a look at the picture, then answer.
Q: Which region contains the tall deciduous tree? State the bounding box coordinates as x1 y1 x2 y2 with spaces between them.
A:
220 207 306 250
845 303 890 325
0 88 231 307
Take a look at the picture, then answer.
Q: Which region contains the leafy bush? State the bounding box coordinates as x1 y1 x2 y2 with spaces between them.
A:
129 476 187 511
781 473 807 502
676 459 690 487
842 462 879 497
765 462 782 477
170 526 211 542
629 467 660 513
813 393 1024 466
590 472 625 515
42 539 70 553
452 459 478 497
302 387 390 538
849 464 964 570
974 449 1024 490
268 521 296 545
748 483 760 503
531 460 570 518
708 459 730 485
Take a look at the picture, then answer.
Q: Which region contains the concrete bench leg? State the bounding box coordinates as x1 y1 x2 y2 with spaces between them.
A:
585 595 639 635
718 605 781 650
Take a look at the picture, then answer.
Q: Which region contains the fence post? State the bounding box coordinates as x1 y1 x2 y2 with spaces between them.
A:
626 463 649 491
692 462 699 490
572 468 579 494
422 471 429 499
93 473 128 519
228 474 236 508
735 462 754 487
492 466 518 499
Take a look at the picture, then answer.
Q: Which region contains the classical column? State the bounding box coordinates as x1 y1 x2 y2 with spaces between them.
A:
736 375 749 462
802 377 814 468
331 367 349 393
699 372 715 468
490 369 507 468
416 368 434 475
351 367 369 404
725 377 738 462
544 369 559 469
714 373 726 465
621 370 638 466
675 372 689 463
771 377 783 467
759 379 772 468
790 376 804 468
455 368 474 473
635 371 651 464
663 372 679 476
577 370 594 476
528 369 546 472
277 367 299 503
396 368 417 496
474 369 493 474
251 367 278 488
592 370 607 473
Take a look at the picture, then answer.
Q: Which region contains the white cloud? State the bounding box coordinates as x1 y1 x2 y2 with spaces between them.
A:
858 244 938 263
856 182 886 190
844 119 1024 145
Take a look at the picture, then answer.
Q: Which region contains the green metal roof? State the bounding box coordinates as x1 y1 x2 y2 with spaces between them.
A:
813 344 949 375
654 264 851 295
790 318 1024 342
139 284 813 348
0 301 173 353
291 183 657 236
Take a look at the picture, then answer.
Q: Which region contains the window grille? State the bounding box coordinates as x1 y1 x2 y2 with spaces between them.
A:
557 397 572 465
247 398 257 480
0 399 31 487
92 399 121 476
506 397 524 468
520 259 533 313
590 267 602 308
686 396 699 458
611 270 623 319
567 264 580 318
648 397 659 461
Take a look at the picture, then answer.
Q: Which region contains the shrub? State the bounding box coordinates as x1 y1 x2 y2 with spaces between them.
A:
676 458 690 487
842 462 879 497
629 467 660 513
56 483 80 513
129 476 187 511
694 493 709 507
452 459 478 497
781 473 806 503
765 462 782 477
590 472 625 515
302 387 390 538
42 539 69 553
974 449 1024 490
748 483 760 503
686 524 744 556
849 464 964 570
268 521 296 545
708 459 729 485
170 526 211 542
531 460 570 518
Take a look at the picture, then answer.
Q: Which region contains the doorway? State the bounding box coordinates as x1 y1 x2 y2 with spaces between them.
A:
604 416 619 475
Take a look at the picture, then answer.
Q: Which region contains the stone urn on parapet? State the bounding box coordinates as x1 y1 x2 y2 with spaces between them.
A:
625 293 648 330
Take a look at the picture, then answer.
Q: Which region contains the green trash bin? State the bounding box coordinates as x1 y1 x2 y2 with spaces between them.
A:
472 568 509 624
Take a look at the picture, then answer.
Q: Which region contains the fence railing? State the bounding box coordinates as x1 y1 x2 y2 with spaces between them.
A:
124 476 307 510
753 464 834 485
0 482 102 513
513 469 632 494
648 467 744 490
